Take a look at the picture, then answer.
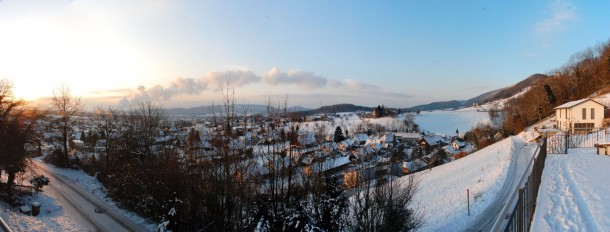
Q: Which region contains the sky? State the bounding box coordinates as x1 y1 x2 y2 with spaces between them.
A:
1 0 609 109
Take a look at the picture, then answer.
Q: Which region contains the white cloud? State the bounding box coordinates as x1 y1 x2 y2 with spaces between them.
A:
262 67 327 89
206 69 260 90
535 0 577 42
120 67 410 104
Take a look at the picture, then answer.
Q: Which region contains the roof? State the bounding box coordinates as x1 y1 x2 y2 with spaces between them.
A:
554 98 606 109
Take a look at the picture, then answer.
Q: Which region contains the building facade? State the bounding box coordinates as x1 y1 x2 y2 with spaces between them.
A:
554 98 606 133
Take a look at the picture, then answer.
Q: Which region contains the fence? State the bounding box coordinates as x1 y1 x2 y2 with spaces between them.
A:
547 129 609 154
492 139 547 232
0 216 12 232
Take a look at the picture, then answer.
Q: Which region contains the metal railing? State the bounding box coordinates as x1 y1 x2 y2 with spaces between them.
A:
492 139 547 232
547 129 610 154
0 216 12 232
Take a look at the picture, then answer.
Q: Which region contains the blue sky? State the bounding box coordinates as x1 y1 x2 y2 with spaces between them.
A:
1 0 609 108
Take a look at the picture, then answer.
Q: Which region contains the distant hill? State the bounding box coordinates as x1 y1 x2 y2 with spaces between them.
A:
164 104 311 116
294 104 372 116
403 73 550 111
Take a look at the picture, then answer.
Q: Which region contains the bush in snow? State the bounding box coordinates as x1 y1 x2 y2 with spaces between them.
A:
29 175 50 192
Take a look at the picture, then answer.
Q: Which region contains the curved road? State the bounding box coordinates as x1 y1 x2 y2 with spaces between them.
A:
466 137 539 232
32 161 149 232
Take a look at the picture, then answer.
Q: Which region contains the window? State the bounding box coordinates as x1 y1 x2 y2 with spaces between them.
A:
565 109 568 119
559 109 562 118
583 108 586 120
591 108 595 120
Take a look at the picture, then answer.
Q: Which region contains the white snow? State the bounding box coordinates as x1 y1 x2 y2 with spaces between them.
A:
1 158 156 231
0 169 85 231
406 132 539 231
31 159 156 231
531 148 610 231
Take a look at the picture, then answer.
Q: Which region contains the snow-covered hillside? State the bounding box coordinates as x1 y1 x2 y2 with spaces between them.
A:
404 131 539 231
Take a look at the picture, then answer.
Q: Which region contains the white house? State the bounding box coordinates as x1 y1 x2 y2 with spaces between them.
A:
554 98 606 133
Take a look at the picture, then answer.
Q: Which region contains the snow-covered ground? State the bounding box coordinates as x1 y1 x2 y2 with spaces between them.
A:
414 110 490 135
0 166 86 231
532 148 610 231
32 159 155 231
406 130 539 231
0 189 85 232
0 158 155 232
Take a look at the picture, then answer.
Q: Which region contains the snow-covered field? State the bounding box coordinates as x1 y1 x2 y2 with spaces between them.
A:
414 110 490 135
406 131 539 231
532 148 610 231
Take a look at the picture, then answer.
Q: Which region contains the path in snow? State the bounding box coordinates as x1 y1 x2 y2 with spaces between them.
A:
32 162 149 232
465 137 539 231
532 148 610 231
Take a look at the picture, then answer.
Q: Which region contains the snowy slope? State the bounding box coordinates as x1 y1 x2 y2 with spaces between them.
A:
407 132 539 231
532 148 610 231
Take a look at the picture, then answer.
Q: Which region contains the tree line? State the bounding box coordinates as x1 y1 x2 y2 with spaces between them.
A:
503 39 610 134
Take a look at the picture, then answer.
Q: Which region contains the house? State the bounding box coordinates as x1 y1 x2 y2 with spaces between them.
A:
418 136 447 150
339 139 354 151
451 139 466 150
353 134 369 145
381 133 394 144
554 98 606 133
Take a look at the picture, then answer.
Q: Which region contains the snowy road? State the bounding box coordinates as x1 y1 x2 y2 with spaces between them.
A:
466 137 539 231
32 161 149 232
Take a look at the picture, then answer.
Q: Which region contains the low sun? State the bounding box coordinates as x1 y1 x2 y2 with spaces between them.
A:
13 84 50 101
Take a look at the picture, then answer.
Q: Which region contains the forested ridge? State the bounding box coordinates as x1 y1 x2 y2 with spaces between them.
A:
503 40 610 134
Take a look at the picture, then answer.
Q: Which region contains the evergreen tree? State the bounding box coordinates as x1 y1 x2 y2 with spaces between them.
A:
320 174 347 231
334 126 345 143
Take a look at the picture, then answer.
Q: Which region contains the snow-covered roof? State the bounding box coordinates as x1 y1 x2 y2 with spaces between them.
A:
382 133 394 143
421 136 446 145
353 134 369 142
554 98 605 109
395 132 421 139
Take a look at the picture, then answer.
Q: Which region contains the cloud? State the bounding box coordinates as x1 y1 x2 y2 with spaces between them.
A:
334 79 412 98
129 77 208 101
120 67 410 104
535 0 576 37
206 69 260 90
262 67 327 89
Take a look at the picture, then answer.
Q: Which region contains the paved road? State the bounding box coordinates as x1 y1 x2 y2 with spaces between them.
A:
32 161 149 232
466 138 539 232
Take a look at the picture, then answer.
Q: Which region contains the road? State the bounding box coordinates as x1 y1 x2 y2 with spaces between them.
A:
466 138 539 232
32 161 149 232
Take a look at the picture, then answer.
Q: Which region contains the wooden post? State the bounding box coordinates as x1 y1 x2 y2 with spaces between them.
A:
467 189 470 216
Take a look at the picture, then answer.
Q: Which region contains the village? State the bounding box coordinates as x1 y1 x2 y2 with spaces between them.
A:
29 106 479 190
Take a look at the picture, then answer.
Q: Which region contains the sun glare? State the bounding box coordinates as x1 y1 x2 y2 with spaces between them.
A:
13 84 49 101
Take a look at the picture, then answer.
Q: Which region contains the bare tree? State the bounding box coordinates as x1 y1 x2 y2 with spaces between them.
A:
349 175 422 232
50 84 83 167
